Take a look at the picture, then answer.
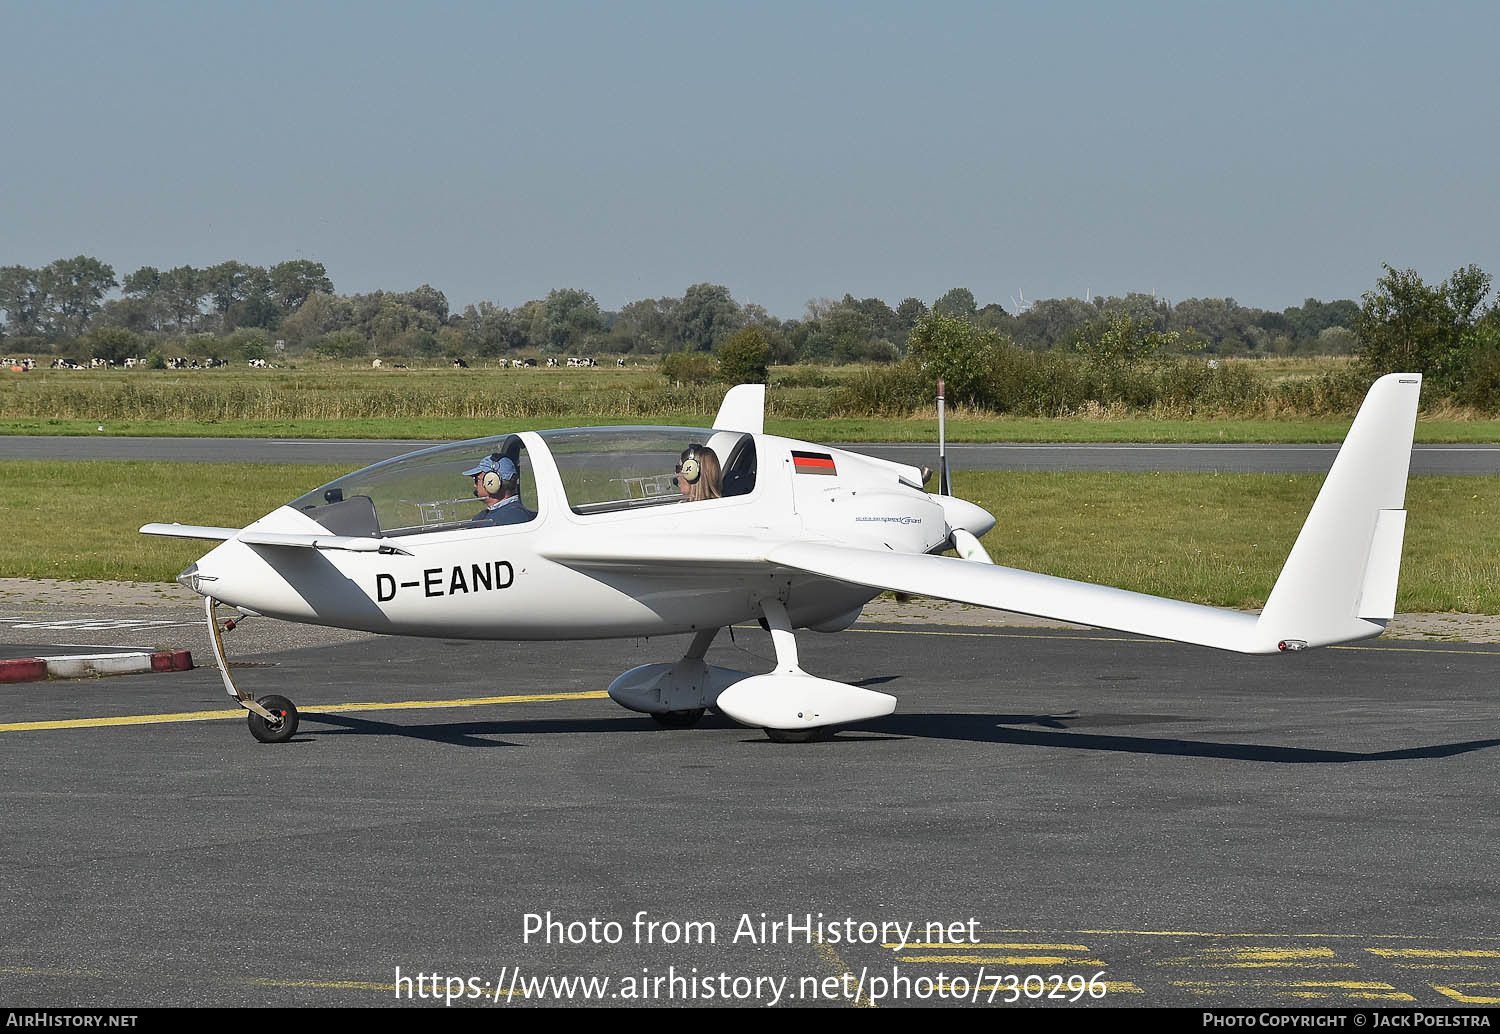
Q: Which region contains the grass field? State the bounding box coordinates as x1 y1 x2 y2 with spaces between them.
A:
3 460 1496 612
4 361 1499 442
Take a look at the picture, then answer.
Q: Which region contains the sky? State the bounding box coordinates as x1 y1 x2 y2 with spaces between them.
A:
2 0 1497 318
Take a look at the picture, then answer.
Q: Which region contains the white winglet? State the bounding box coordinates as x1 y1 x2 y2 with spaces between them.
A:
714 383 765 434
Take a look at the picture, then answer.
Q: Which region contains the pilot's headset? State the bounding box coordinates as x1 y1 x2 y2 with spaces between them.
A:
677 444 704 486
478 454 519 496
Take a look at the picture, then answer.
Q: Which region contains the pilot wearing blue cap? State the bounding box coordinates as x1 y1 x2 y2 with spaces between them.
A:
461 453 536 526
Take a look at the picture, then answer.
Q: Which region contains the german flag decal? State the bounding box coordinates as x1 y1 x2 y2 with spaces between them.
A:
792 451 838 476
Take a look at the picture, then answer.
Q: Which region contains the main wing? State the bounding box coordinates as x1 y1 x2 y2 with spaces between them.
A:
768 372 1421 655
770 541 1268 651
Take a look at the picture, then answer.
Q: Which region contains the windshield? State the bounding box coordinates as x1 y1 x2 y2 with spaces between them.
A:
289 434 539 537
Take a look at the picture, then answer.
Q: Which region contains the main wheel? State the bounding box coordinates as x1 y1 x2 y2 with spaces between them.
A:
652 708 706 728
765 726 828 744
247 694 300 743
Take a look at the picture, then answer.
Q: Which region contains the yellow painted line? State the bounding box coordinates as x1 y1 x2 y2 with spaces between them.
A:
1195 947 1338 961
251 978 396 992
885 942 1091 951
846 627 1500 656
1181 987 1416 1002
0 690 609 733
1013 929 1362 937
1434 985 1500 1005
1367 948 1500 959
311 691 608 714
1173 981 1399 990
1163 962 1358 970
1394 964 1490 971
813 942 876 1009
1352 993 1418 1001
902 955 1108 967
1050 930 1466 939
1 708 245 732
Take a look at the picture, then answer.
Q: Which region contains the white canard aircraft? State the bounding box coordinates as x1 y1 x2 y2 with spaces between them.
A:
142 374 1421 744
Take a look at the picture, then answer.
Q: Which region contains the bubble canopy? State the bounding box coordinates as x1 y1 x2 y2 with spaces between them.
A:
288 426 748 537
539 426 726 515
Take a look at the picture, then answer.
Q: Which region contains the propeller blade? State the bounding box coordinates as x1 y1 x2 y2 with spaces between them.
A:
952 528 994 564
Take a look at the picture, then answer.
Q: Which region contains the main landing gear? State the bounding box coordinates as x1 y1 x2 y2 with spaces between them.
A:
607 599 898 743
206 597 300 743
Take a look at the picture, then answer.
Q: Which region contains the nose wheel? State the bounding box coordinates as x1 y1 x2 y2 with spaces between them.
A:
247 694 300 743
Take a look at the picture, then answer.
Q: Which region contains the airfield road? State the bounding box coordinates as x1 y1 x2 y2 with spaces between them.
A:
1 588 1498 1007
4 435 1500 474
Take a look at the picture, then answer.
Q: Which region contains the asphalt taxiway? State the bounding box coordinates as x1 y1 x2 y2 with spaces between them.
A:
5 435 1500 474
2 597 1497 1008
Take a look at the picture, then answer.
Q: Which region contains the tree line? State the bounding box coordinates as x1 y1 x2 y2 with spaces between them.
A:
4 257 1495 398
2 254 1372 364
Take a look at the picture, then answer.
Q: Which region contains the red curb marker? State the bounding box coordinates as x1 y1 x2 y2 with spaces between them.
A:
150 651 194 672
0 658 49 684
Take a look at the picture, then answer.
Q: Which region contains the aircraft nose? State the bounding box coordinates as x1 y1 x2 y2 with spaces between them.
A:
177 562 210 597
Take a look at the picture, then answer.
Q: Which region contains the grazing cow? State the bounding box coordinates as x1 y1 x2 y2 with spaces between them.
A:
372 358 383 368
452 357 469 368
248 358 268 368
546 357 558 367
617 358 626 367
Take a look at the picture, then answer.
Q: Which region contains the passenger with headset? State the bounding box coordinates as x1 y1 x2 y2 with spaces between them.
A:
675 443 722 502
462 453 536 526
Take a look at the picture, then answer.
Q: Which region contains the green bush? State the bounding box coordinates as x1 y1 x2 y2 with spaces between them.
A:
660 350 717 385
905 311 1004 406
715 327 770 384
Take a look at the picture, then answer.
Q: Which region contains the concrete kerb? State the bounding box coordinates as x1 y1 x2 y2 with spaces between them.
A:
0 651 193 684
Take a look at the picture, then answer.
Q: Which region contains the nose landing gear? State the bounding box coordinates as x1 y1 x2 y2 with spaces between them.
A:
206 596 301 743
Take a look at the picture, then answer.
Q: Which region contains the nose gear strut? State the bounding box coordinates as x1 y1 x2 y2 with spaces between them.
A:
205 596 300 743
